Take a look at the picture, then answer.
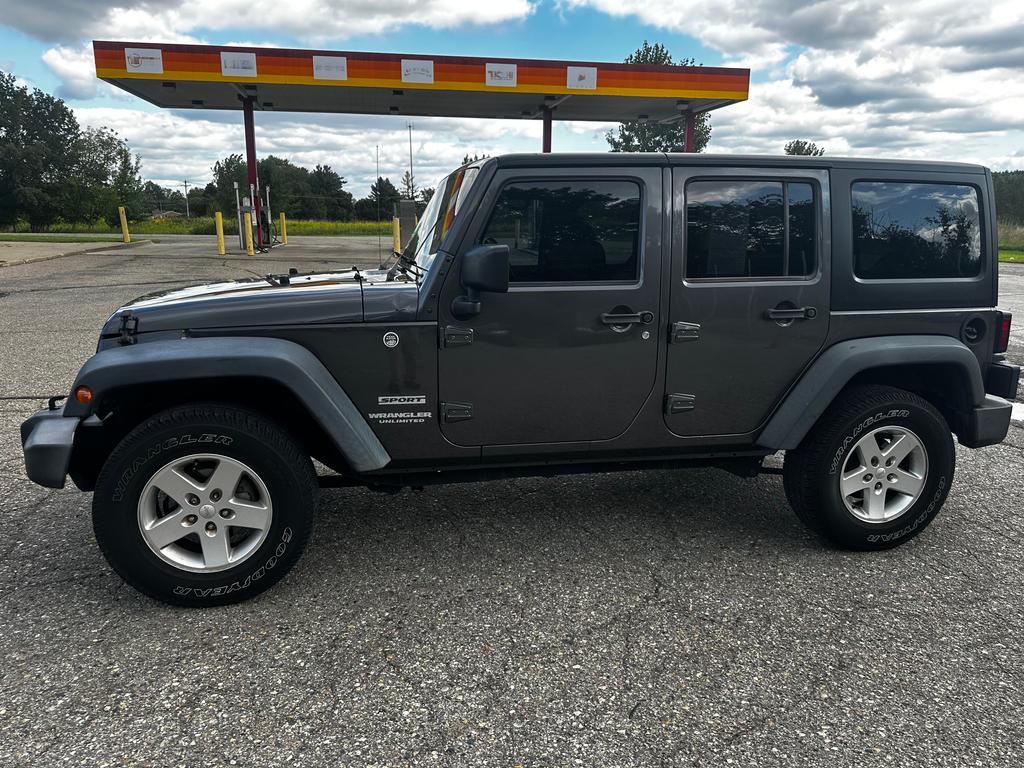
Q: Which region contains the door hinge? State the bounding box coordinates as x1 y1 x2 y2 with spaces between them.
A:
665 393 696 414
118 311 138 345
442 326 474 347
670 321 700 343
441 401 474 422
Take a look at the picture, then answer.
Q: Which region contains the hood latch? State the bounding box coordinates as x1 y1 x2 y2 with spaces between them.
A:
118 312 139 345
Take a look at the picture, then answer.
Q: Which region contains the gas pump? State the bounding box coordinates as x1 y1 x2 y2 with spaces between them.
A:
239 191 257 251
233 182 244 250
233 180 281 253
260 184 273 247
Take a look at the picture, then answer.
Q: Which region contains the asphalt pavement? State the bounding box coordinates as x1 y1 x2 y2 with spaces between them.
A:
1 241 1022 767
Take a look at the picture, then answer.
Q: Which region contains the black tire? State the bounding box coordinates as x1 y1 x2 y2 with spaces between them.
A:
93 403 317 606
783 385 955 550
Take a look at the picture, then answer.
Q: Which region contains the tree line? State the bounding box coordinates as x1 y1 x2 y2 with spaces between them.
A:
0 71 427 230
993 171 1024 224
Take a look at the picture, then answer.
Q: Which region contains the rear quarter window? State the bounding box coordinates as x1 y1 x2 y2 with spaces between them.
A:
852 181 982 279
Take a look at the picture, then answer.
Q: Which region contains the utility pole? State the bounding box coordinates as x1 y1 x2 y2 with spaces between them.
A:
407 123 414 199
181 180 191 218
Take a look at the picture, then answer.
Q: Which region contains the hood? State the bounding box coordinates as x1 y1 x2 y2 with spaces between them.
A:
100 268 417 339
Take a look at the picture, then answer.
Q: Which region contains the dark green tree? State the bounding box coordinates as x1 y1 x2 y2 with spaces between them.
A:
308 164 354 220
0 71 81 230
256 155 311 218
102 130 145 224
993 170 1024 223
401 169 416 199
605 42 711 153
211 153 248 212
370 176 401 210
143 180 172 216
784 140 826 156
186 186 209 217
63 127 144 225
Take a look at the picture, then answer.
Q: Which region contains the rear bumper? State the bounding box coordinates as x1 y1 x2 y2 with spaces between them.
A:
20 408 80 489
987 360 1021 401
958 394 1013 449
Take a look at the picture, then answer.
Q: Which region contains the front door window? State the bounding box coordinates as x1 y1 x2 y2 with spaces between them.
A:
481 179 642 284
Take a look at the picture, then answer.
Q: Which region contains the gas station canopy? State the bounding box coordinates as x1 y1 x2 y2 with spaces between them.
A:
93 40 750 250
94 41 749 123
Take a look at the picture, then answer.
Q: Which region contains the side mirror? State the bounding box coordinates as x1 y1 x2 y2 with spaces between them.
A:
452 244 509 317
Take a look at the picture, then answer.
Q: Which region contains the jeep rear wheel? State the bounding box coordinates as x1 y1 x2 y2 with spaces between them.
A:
93 404 317 606
783 385 955 550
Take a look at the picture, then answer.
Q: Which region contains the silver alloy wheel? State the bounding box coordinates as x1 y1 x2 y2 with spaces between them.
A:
137 453 273 573
840 426 928 523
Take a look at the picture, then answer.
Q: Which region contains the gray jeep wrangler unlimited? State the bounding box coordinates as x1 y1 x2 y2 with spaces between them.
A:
21 154 1020 606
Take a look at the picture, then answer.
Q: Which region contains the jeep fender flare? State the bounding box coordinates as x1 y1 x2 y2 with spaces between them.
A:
65 336 391 473
756 335 986 451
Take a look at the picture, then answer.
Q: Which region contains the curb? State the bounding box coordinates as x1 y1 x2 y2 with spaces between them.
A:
0 239 152 269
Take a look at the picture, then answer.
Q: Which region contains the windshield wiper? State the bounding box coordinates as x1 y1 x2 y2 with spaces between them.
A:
241 268 282 287
389 249 425 279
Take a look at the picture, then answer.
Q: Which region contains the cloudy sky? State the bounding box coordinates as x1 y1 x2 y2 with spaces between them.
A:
1 0 1022 196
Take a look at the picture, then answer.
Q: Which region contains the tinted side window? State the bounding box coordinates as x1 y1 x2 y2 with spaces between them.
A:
686 180 817 279
852 182 982 279
480 180 641 283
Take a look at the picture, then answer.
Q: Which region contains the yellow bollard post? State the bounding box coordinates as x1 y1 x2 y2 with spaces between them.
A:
243 212 254 256
215 211 226 256
279 212 287 245
391 216 401 253
117 206 130 243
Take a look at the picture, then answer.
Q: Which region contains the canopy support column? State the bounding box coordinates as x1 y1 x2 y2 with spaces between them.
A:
242 97 263 249
684 110 696 153
542 106 553 153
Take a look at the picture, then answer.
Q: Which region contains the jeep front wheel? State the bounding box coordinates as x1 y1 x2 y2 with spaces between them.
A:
783 385 955 550
92 404 317 606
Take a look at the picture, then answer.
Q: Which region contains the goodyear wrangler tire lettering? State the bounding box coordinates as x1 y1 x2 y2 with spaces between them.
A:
93 405 316 607
172 527 294 597
828 409 910 475
783 385 955 551
111 434 234 502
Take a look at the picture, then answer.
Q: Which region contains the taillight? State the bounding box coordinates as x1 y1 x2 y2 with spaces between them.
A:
995 312 1012 354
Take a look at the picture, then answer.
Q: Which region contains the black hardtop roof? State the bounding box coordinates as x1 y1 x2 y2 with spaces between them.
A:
489 152 988 174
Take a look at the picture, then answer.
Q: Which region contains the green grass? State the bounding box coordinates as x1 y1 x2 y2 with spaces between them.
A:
0 233 123 244
999 248 1024 263
998 220 1024 251
285 220 392 236
12 217 392 237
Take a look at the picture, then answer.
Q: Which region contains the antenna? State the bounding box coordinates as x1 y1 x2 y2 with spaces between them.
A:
376 144 382 267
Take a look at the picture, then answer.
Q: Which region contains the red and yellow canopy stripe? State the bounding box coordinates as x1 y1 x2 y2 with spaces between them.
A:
94 42 750 101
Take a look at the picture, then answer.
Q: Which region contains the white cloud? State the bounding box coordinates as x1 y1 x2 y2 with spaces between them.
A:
72 107 544 196
41 44 97 99
5 0 533 44
12 0 1024 175
561 0 1024 165
22 0 533 104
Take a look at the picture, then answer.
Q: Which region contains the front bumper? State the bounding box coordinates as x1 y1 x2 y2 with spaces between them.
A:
20 408 80 489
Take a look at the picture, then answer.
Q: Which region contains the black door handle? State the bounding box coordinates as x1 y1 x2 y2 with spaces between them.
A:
765 306 817 321
601 310 655 326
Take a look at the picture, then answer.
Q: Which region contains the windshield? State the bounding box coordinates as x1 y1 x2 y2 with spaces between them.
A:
403 166 480 275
